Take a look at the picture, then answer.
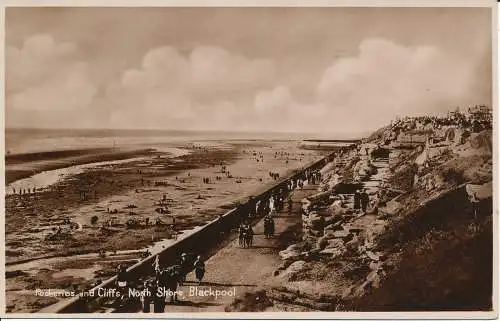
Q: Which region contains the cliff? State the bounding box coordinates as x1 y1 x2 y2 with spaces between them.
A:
270 109 493 311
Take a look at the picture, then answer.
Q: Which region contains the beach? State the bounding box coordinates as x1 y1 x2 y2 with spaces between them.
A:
5 133 326 313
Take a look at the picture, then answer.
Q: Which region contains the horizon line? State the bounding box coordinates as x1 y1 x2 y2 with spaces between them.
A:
4 126 370 138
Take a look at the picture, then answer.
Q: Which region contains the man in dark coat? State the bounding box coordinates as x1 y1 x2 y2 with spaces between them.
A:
360 189 370 213
354 190 361 210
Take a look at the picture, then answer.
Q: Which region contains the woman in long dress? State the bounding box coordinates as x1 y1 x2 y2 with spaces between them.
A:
193 255 205 284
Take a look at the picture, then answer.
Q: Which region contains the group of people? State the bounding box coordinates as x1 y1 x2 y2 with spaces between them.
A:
354 189 370 213
268 171 280 180
304 169 322 185
11 186 37 196
112 252 207 313
203 172 232 184
390 106 492 137
238 222 254 248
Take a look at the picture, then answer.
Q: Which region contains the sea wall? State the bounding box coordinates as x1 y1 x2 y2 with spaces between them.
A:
41 152 333 313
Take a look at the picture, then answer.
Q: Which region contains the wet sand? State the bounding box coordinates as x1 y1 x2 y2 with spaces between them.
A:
5 140 324 313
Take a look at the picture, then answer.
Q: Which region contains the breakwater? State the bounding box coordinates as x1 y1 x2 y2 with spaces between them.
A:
40 152 336 313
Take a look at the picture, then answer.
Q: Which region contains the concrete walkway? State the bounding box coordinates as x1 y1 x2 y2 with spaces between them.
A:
140 186 318 313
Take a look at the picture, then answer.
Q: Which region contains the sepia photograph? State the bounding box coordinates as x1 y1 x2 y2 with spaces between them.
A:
2 1 497 317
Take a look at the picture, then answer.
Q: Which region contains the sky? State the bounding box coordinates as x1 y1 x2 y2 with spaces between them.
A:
5 7 493 135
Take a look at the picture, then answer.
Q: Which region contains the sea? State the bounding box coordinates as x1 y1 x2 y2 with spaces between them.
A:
4 128 353 155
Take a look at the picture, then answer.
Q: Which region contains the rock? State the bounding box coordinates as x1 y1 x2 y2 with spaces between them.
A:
320 246 346 258
279 244 303 261
316 236 329 250
309 229 323 237
324 214 343 226
279 251 303 261
342 285 355 299
365 269 382 288
380 199 402 216
369 261 382 271
326 238 345 249
309 213 325 230
323 230 336 239
333 230 350 238
286 244 301 252
277 261 290 271
280 260 307 281
324 220 344 231
345 234 360 252
366 250 381 261
348 227 364 234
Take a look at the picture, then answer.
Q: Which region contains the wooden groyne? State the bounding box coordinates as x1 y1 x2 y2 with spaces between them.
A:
40 151 338 313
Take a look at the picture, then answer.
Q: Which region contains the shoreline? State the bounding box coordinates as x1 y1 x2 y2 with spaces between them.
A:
5 140 325 313
5 147 159 185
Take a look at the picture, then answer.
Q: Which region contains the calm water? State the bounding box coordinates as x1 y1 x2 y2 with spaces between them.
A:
5 128 362 155
5 128 322 155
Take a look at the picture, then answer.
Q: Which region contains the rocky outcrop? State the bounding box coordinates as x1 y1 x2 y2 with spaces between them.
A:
280 260 308 282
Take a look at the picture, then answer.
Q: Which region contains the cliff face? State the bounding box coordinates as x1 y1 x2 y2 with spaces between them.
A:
273 112 493 311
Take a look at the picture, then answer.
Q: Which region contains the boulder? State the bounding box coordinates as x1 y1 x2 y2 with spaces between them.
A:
279 244 303 261
309 213 325 230
345 234 360 252
327 200 346 217
380 199 402 216
323 229 336 239
366 250 382 261
324 214 343 226
316 236 329 250
309 229 323 237
326 238 345 249
319 246 346 258
365 269 382 288
369 260 383 271
333 230 350 238
280 260 307 281
325 220 344 230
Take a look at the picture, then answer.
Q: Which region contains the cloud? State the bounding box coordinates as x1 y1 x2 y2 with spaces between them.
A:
315 38 479 132
254 86 293 115
117 45 276 97
106 45 277 129
190 46 275 93
6 34 97 113
5 34 489 134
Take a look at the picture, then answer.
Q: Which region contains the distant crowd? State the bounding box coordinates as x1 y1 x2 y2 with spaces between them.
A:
391 105 492 134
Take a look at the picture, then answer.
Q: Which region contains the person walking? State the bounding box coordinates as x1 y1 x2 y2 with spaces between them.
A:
361 189 370 213
153 279 166 313
470 192 480 220
354 190 361 211
153 255 161 278
141 279 154 313
193 255 205 284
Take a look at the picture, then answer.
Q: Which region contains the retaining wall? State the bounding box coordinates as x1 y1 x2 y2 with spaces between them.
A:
40 152 335 313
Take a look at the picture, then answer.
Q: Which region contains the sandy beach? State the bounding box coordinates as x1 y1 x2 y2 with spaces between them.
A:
5 139 325 313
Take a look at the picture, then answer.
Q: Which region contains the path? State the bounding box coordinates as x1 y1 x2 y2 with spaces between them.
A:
140 185 319 313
